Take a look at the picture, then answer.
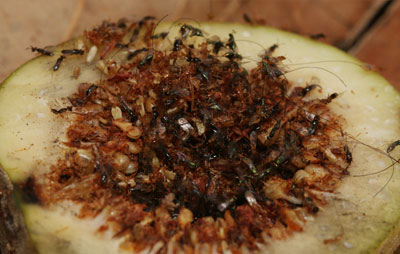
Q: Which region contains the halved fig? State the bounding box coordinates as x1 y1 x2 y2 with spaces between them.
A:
1 19 400 254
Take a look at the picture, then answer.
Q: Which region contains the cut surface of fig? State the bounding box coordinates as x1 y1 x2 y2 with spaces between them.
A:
1 19 400 254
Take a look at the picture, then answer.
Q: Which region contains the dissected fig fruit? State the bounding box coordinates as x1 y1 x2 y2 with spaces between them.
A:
1 18 400 254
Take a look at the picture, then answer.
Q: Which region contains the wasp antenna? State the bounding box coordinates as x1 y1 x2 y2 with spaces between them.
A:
235 39 268 52
285 66 348 88
150 14 169 51
373 161 395 197
285 60 362 68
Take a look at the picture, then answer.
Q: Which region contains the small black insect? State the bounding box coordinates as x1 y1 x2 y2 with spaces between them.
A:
224 52 242 61
138 16 155 27
260 102 279 119
86 85 98 96
268 44 278 54
322 93 339 104
21 177 40 204
302 84 321 97
31 46 53 56
262 62 282 80
127 48 149 60
151 32 169 39
196 66 209 82
180 24 190 38
308 115 320 135
161 115 170 124
158 144 172 163
344 145 352 163
207 154 218 161
137 54 153 68
268 120 281 140
180 24 203 38
119 96 137 123
115 43 129 48
51 106 72 114
186 56 201 63
387 140 400 153
117 19 127 28
101 172 108 185
309 33 326 40
130 28 140 43
227 33 236 51
210 40 224 54
150 108 159 127
61 49 84 55
243 13 252 24
53 55 65 71
173 39 182 51
271 102 280 113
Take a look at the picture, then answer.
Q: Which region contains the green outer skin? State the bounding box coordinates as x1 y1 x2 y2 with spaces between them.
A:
0 22 400 253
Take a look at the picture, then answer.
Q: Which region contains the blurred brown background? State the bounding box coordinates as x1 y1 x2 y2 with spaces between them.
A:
1 0 400 89
0 0 400 253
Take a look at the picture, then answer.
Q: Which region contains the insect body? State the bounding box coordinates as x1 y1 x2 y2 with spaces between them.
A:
86 85 98 96
115 43 129 48
322 93 339 104
309 33 326 40
130 28 139 43
173 39 182 51
387 140 400 153
227 33 236 51
262 62 283 80
138 16 155 27
127 48 149 60
344 145 352 163
302 84 321 96
151 32 168 39
180 24 203 38
268 44 278 54
186 56 201 63
61 49 84 55
308 115 320 135
211 40 224 54
224 52 242 61
243 13 253 24
31 46 53 56
53 56 65 71
137 54 153 68
51 106 72 114
268 120 281 140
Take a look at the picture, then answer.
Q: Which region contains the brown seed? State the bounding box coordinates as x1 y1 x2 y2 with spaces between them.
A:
113 120 134 132
128 178 136 187
166 107 179 115
136 96 145 116
178 207 193 229
127 141 142 154
113 152 130 171
163 168 176 180
127 126 142 139
293 170 311 183
148 89 157 99
111 106 123 120
152 156 161 169
73 66 81 79
145 97 156 113
125 161 139 174
86 45 97 63
75 149 93 167
96 60 108 75
304 164 327 179
192 117 205 135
